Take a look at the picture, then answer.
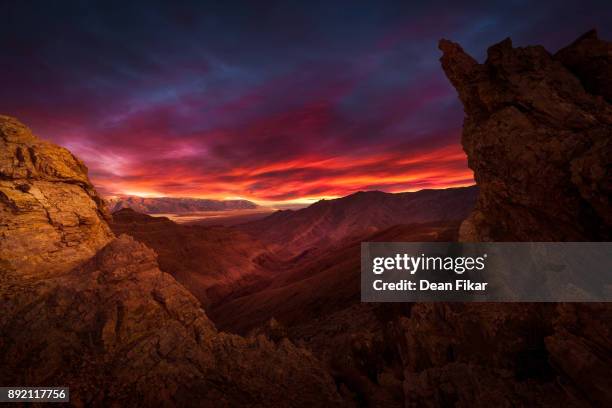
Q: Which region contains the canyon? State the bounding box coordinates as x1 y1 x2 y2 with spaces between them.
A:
0 116 345 407
1 29 611 407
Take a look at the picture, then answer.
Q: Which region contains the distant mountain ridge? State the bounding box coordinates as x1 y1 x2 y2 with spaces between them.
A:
107 195 258 213
240 186 478 257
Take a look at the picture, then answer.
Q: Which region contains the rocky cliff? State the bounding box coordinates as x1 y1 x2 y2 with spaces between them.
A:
0 116 346 407
390 31 612 407
0 115 113 277
439 30 611 241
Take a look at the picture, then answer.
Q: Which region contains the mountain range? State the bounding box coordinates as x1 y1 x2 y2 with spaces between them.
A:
110 186 476 310
240 186 477 258
109 186 475 406
107 195 258 213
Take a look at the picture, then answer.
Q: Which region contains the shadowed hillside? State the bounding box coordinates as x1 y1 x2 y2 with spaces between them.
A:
240 187 477 258
110 208 276 307
211 221 461 334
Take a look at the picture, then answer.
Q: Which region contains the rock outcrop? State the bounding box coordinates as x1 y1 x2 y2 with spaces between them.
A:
0 115 113 277
390 31 612 407
555 30 612 103
1 234 345 406
439 30 611 241
0 116 346 407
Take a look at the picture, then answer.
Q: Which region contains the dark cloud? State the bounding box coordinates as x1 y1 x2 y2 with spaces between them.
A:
1 0 610 203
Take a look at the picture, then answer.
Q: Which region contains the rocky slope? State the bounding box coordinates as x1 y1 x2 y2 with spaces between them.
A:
1 234 345 407
0 116 347 407
212 222 461 407
110 194 472 406
212 222 460 335
439 30 611 241
388 30 612 407
110 208 275 308
107 195 257 214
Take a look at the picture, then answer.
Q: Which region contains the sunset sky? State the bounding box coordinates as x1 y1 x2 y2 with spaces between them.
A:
2 1 610 205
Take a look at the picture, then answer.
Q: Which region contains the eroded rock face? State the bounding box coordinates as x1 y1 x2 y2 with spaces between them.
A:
391 31 612 407
0 115 113 277
439 31 611 241
0 234 345 406
556 29 612 102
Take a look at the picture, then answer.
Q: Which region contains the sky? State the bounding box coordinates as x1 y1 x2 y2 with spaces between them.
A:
1 0 611 205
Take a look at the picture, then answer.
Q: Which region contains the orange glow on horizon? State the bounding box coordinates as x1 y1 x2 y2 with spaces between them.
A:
92 143 474 205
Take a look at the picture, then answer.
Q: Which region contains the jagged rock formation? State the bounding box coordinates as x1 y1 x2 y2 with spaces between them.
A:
390 31 612 407
556 30 612 103
439 30 611 241
0 115 113 277
0 116 346 407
